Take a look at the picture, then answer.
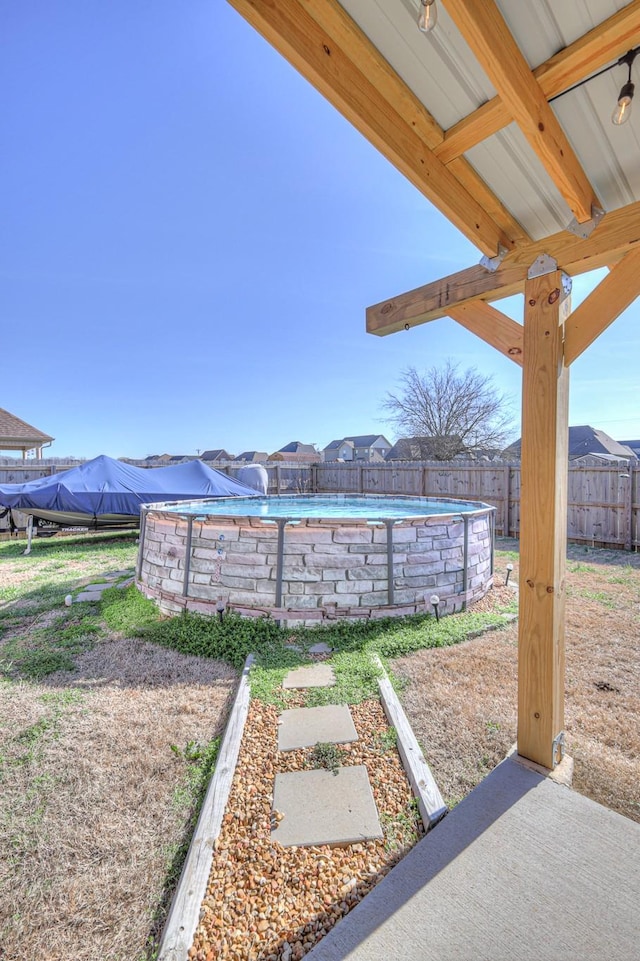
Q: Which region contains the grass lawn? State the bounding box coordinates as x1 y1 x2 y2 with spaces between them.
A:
0 531 637 960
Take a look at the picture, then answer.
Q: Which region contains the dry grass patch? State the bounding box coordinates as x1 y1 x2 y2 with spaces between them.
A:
0 637 237 961
393 541 640 822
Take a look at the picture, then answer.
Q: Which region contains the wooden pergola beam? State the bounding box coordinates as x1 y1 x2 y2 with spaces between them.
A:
442 0 600 222
367 198 640 335
564 248 640 365
448 303 523 365
435 0 640 164
226 0 526 254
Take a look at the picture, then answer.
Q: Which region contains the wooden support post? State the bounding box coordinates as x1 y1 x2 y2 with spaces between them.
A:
518 269 570 769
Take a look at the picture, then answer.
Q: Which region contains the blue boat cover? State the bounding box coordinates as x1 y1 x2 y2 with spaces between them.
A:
0 455 258 517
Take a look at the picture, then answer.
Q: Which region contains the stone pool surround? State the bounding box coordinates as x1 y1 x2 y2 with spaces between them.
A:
137 497 495 625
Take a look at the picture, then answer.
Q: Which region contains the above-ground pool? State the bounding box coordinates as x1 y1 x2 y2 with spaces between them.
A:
137 494 495 625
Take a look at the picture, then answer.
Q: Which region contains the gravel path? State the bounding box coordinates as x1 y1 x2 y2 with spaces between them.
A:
190 699 423 961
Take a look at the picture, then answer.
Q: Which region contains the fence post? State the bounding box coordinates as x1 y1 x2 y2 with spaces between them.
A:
503 465 510 537
623 462 634 551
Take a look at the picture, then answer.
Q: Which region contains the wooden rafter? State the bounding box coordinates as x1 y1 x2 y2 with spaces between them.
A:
226 0 527 254
564 248 640 365
367 198 640 336
442 0 600 223
435 0 640 164
448 302 523 365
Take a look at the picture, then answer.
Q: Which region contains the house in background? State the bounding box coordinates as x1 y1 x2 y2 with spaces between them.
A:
234 451 269 463
323 439 355 462
323 434 391 462
200 449 233 463
619 439 640 458
0 407 54 459
269 441 318 463
144 454 173 464
504 426 637 461
385 435 472 461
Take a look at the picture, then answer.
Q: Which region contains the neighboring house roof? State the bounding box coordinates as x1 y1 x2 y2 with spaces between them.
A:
504 426 637 461
235 451 268 462
323 435 390 451
0 407 54 449
344 434 391 448
324 439 355 452
277 441 317 454
201 449 232 461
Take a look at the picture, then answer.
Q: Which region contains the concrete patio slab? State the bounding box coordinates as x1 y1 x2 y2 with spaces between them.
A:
272 766 382 847
278 705 358 751
282 664 336 689
306 754 640 961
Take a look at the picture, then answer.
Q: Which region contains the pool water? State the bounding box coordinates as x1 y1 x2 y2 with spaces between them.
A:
160 494 481 520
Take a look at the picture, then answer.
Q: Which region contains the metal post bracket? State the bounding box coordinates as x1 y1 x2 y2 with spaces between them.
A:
527 253 558 279
565 205 605 240
552 730 566 767
480 243 508 273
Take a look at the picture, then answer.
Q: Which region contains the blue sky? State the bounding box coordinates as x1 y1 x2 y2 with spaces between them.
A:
2 1 639 459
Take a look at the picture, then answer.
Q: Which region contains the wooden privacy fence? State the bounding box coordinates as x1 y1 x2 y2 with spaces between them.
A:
311 459 638 551
217 458 639 551
2 459 638 550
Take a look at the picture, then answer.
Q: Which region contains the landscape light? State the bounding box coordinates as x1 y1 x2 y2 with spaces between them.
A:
430 593 440 621
505 563 514 586
216 598 226 623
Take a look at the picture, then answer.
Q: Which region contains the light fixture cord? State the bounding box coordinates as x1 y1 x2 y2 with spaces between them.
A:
549 47 639 104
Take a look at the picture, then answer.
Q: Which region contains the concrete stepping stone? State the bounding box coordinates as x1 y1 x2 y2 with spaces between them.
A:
309 642 332 655
83 583 112 593
278 705 358 752
282 663 336 689
272 766 382 847
74 590 105 603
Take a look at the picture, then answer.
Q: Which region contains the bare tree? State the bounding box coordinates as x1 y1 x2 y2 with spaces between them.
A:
382 361 514 460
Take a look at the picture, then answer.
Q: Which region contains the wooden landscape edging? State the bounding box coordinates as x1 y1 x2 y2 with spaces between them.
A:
157 654 254 961
373 654 447 831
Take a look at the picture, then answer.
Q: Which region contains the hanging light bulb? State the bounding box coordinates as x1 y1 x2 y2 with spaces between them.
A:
612 49 637 126
418 0 437 34
612 81 634 125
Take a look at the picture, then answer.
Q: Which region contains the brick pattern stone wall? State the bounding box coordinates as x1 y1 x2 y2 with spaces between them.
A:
138 507 494 625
